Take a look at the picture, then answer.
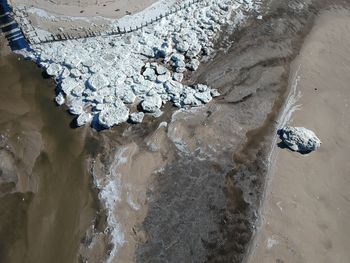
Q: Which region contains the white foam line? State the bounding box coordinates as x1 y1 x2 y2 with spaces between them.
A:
92 147 131 263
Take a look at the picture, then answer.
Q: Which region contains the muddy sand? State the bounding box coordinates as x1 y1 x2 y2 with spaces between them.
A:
249 8 350 263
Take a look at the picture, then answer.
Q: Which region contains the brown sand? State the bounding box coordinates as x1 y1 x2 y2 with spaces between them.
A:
248 8 350 263
12 0 157 18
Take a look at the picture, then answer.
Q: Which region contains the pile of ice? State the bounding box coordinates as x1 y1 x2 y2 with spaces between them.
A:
24 0 261 128
278 126 321 153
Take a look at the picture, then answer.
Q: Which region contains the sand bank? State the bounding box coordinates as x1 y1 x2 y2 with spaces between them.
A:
249 8 350 263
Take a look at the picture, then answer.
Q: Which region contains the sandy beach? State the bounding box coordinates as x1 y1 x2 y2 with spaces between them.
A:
2 0 350 262
249 8 350 263
12 0 158 18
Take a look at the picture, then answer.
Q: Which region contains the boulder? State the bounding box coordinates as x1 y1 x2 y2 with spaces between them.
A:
156 72 171 83
164 80 184 97
182 92 202 106
156 41 172 58
171 53 185 62
142 68 157 81
87 73 110 91
76 112 93 126
173 73 184 82
154 64 168 75
55 92 65 106
60 78 79 94
67 97 85 115
186 44 202 58
139 46 155 58
119 89 136 104
210 89 221 97
70 68 82 78
129 112 145 124
141 95 162 113
278 126 321 153
194 90 212 103
194 84 209 92
187 59 200 71
98 100 130 128
46 63 62 76
175 40 190 53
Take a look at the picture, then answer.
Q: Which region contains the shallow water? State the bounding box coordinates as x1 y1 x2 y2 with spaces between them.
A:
0 44 97 263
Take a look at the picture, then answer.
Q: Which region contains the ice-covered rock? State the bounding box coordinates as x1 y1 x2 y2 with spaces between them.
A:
154 64 168 75
278 126 321 153
55 92 65 105
182 92 202 106
119 89 136 104
141 94 162 113
173 73 184 82
195 84 209 92
76 112 93 126
87 73 110 91
46 63 62 76
186 43 202 58
210 89 221 97
156 72 171 83
139 46 155 57
164 80 184 98
67 97 85 115
156 41 173 58
98 100 130 128
143 68 157 81
70 68 82 78
194 90 212 103
188 59 200 71
175 40 190 53
129 112 144 124
60 78 79 94
171 53 185 62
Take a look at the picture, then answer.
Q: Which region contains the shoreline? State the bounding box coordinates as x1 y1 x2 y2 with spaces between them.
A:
248 7 350 263
3 1 350 263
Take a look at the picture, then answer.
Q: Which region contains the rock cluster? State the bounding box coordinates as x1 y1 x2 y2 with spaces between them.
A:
278 126 321 153
23 0 260 128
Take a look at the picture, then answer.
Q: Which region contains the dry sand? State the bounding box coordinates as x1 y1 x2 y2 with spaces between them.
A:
12 0 157 18
248 8 350 263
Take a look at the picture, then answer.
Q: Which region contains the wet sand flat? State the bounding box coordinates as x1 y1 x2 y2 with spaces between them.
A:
249 9 350 263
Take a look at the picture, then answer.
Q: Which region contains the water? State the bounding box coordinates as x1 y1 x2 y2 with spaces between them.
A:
0 43 97 263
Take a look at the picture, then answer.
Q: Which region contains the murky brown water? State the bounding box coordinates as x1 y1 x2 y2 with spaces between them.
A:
0 42 97 263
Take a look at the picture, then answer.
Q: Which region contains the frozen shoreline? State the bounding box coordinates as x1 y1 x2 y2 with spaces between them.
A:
17 0 261 129
12 1 263 262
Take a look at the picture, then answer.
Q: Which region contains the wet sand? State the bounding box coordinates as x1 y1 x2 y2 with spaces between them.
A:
249 8 350 263
0 37 97 263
